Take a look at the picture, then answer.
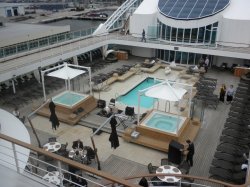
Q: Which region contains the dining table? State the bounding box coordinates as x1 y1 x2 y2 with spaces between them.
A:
156 165 182 183
43 142 61 152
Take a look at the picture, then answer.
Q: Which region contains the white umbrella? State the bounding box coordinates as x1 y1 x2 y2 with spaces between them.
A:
47 65 85 80
145 83 187 101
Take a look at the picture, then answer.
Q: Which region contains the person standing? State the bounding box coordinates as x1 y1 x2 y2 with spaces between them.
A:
204 56 209 73
186 139 195 167
141 29 146 42
219 84 226 102
226 85 235 104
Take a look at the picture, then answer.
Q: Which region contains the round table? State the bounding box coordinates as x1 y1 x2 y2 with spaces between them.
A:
43 142 61 152
156 165 182 183
43 171 63 185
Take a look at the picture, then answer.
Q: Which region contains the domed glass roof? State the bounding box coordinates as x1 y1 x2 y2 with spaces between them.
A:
158 0 230 20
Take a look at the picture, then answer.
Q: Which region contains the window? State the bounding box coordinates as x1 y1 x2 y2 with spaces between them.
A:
184 29 191 43
171 27 177 42
17 43 28 52
177 28 183 42
191 28 198 43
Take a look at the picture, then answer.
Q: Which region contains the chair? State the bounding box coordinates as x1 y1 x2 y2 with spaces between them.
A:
48 137 57 143
109 98 116 108
147 163 158 174
178 160 190 174
161 158 169 166
57 142 69 157
125 106 135 120
86 146 96 164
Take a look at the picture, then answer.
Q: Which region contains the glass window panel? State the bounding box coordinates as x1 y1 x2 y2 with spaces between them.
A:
29 40 39 50
58 34 65 41
181 52 188 64
175 51 181 64
213 22 218 27
160 49 164 59
188 53 195 65
39 38 48 47
171 27 177 42
169 51 175 62
166 26 171 41
17 43 28 52
0 48 4 58
49 35 57 44
191 28 198 43
178 0 196 19
162 24 166 40
205 25 211 43
195 54 202 65
4 46 17 56
198 27 205 43
184 29 190 43
177 28 183 42
164 50 169 62
211 29 217 44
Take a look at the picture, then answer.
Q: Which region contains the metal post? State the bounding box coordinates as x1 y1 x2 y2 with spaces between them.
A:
27 117 42 148
137 91 141 126
88 67 92 95
41 71 46 101
12 143 20 173
57 160 64 187
90 136 101 170
12 79 16 94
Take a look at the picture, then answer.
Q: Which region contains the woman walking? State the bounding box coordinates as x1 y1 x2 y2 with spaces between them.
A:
219 84 226 102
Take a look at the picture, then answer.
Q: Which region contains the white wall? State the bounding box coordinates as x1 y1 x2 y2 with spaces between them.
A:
131 47 155 58
218 19 250 47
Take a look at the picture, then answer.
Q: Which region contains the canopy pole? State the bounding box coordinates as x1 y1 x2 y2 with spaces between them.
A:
65 79 67 90
137 91 141 126
41 71 46 101
68 78 71 91
88 67 92 95
188 86 192 118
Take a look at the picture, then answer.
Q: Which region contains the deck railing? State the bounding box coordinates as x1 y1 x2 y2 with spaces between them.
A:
0 133 248 187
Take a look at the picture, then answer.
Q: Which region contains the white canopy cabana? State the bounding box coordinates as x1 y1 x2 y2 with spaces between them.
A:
41 63 92 101
104 49 116 58
137 80 193 125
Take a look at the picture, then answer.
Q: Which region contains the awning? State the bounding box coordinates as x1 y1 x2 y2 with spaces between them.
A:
105 49 116 58
145 84 187 101
47 65 85 80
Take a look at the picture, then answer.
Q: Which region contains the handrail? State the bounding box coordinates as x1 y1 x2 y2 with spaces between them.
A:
0 132 249 187
0 133 139 187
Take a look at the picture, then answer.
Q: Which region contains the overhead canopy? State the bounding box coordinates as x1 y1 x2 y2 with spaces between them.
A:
145 84 187 101
47 65 85 80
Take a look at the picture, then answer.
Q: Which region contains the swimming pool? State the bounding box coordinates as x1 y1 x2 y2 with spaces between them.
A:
141 111 186 135
52 91 87 108
118 77 161 108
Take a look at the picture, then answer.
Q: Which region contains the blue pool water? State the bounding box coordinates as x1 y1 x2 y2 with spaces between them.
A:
145 112 182 133
53 91 86 107
118 78 161 108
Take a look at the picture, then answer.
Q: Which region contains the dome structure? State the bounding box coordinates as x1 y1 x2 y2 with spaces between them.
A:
158 0 230 20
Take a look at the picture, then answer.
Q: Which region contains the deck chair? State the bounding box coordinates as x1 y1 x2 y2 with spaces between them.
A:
147 163 158 174
109 98 116 108
48 137 57 143
161 158 169 166
125 106 135 121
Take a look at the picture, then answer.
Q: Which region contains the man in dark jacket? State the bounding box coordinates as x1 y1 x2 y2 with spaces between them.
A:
186 139 195 167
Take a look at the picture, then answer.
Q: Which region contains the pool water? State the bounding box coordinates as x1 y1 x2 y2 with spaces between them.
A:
53 91 86 107
144 112 183 133
118 78 161 108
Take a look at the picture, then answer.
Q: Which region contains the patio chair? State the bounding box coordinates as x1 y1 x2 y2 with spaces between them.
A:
109 98 116 108
125 106 135 121
147 163 158 174
161 158 169 166
178 160 190 174
48 137 57 143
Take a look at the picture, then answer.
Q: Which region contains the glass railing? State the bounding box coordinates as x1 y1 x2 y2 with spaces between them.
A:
0 27 98 59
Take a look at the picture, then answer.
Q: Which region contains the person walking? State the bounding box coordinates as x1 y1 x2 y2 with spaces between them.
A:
141 29 146 42
219 84 226 102
226 85 235 104
186 139 195 167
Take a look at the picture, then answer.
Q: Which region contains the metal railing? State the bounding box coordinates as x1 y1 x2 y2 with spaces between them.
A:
0 133 247 187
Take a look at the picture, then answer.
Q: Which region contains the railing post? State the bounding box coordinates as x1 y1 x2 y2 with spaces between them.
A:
12 143 20 173
57 160 64 187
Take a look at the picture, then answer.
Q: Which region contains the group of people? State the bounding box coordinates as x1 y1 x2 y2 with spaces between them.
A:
199 56 210 73
219 84 235 104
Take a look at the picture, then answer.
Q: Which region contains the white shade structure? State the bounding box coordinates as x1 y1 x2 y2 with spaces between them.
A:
145 83 187 102
41 63 92 101
47 65 85 80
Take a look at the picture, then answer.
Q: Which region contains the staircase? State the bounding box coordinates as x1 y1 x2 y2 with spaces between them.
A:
92 0 142 35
